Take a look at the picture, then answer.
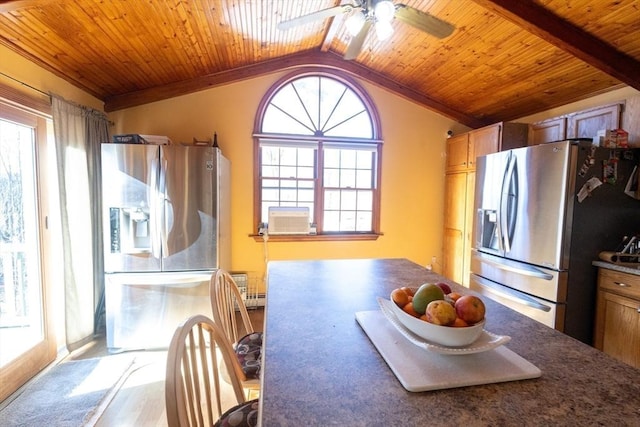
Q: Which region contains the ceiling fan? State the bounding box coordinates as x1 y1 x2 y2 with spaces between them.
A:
277 0 455 60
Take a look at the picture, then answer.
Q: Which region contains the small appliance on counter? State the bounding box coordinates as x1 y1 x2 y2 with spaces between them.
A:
599 234 640 265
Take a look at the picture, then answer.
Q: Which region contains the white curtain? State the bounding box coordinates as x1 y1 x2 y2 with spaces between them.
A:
51 95 108 350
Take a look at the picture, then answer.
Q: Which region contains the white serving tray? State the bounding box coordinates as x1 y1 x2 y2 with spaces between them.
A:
355 310 541 392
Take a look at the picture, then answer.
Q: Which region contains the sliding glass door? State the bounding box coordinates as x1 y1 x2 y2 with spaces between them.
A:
0 102 56 402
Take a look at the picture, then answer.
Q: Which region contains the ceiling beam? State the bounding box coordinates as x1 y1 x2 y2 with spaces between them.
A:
471 0 640 91
104 50 486 128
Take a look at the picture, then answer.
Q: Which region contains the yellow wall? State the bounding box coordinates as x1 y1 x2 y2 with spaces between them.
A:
0 45 103 109
108 72 466 287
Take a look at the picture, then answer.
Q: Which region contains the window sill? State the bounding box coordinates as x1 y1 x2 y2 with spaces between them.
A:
250 233 382 242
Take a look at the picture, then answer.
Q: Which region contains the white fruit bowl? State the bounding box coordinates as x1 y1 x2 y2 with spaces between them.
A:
387 296 485 347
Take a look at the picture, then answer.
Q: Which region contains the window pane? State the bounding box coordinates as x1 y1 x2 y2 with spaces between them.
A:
324 211 340 231
280 147 298 165
356 169 373 188
298 149 315 166
299 189 314 202
325 112 372 138
263 106 314 135
262 188 279 202
298 166 314 179
0 119 43 366
357 190 373 209
324 168 339 187
340 211 356 231
280 166 296 178
356 212 372 232
325 190 340 210
356 151 372 168
262 165 279 177
340 190 357 210
262 146 280 164
340 169 356 188
293 77 320 131
324 149 339 168
340 150 356 168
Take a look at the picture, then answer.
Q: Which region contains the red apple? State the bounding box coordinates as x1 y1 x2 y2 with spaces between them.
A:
436 282 452 295
454 295 486 324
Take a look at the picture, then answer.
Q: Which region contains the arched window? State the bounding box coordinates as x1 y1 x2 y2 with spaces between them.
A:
254 69 382 238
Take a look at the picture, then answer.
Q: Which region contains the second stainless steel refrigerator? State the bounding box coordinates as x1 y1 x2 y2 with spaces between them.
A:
101 142 230 352
471 139 639 345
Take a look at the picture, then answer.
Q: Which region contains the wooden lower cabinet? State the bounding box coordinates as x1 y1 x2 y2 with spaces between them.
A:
594 268 640 369
442 171 474 286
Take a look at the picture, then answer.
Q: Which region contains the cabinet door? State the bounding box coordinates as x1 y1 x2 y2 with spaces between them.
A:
442 172 468 284
596 290 640 368
529 117 567 145
468 124 500 169
567 104 622 139
446 134 470 172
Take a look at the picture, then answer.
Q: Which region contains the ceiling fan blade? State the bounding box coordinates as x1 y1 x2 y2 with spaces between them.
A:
344 19 373 60
394 4 455 39
278 4 361 31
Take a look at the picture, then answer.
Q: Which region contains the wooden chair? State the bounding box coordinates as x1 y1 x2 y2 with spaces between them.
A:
165 314 258 427
209 269 262 396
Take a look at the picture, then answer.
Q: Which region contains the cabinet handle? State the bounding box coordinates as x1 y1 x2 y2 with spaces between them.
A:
613 281 631 288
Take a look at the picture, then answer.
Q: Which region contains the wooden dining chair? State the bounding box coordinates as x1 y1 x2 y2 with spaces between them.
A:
209 269 262 396
165 314 259 427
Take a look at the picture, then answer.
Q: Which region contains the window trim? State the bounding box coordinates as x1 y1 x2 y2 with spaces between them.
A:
252 68 383 241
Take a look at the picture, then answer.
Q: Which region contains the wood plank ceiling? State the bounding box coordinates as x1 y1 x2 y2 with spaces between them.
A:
0 0 638 128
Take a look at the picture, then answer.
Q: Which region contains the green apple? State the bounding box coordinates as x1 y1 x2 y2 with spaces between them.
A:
412 283 445 315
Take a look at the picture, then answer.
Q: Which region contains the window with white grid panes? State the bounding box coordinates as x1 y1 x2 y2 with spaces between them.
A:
255 71 382 235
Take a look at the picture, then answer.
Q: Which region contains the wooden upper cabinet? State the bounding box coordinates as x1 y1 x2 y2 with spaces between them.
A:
468 124 500 169
445 133 470 172
446 122 528 172
530 103 623 145
529 117 567 145
567 103 622 139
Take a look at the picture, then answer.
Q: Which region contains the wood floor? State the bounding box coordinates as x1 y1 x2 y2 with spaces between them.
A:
66 308 265 426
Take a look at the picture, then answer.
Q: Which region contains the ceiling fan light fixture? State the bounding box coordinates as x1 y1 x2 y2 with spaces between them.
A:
374 1 395 22
375 20 394 41
346 12 365 36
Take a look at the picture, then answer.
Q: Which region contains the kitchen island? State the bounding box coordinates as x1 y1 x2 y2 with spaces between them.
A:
259 259 640 426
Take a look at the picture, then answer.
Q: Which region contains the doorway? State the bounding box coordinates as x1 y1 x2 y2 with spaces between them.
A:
0 102 57 402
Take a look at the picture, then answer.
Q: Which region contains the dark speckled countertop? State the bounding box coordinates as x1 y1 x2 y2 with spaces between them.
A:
259 258 640 426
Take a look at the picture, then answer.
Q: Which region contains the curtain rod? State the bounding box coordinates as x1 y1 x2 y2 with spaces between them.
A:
1 71 115 126
0 70 51 98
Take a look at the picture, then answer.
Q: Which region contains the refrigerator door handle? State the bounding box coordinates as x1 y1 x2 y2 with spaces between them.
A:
472 273 552 312
159 157 169 258
475 251 554 280
500 153 516 253
151 157 162 259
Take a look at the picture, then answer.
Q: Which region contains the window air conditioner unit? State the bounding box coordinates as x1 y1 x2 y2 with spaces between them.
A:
268 207 310 235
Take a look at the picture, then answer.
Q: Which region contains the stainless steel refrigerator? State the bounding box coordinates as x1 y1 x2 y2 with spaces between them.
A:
471 139 639 344
101 143 230 352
